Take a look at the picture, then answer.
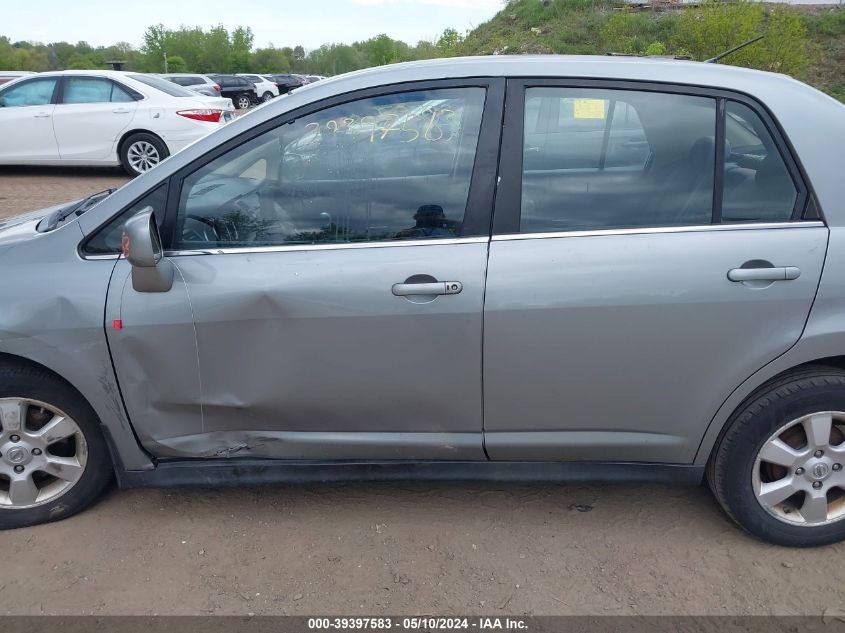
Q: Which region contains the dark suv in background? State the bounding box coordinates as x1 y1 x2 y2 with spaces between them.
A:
265 73 303 95
207 74 258 109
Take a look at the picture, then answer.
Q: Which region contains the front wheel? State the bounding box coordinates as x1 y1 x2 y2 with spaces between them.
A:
120 132 169 177
708 366 845 547
0 364 113 529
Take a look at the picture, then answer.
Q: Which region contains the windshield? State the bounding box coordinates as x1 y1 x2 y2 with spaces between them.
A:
128 74 196 97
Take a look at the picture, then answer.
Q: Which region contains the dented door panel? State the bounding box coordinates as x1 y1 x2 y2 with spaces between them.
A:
161 241 488 460
105 259 203 455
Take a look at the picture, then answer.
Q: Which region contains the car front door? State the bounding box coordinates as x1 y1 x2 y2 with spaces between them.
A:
483 80 828 464
0 77 60 161
106 79 503 460
52 76 138 160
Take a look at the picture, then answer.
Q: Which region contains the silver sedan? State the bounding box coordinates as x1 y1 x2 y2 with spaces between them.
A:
1 56 844 547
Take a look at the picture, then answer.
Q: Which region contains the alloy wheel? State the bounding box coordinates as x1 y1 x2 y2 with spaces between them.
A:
237 96 251 109
126 141 161 173
753 411 845 526
0 398 88 509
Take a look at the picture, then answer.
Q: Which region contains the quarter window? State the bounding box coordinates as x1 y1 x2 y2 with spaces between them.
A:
173 87 486 249
0 78 58 107
520 87 716 233
722 101 797 223
82 185 168 255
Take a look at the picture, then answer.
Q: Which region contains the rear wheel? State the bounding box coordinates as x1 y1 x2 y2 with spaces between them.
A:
0 364 113 529
234 94 252 110
708 366 845 547
261 91 274 102
120 132 169 177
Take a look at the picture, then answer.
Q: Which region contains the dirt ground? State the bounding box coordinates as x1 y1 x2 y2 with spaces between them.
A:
0 167 844 617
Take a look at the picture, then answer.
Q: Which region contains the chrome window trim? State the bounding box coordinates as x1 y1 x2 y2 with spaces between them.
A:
492 221 825 242
83 224 826 260
162 236 490 257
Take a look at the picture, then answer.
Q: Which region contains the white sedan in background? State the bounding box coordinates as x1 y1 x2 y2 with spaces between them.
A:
0 70 235 176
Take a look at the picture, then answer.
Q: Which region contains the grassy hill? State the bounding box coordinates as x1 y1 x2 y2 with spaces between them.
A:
456 0 845 101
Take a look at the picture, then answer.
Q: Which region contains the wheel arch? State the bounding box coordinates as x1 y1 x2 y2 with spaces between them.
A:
0 351 152 473
116 129 170 162
696 353 845 466
0 352 122 468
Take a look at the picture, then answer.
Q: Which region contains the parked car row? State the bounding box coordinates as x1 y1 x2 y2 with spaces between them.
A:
0 70 235 176
159 72 317 108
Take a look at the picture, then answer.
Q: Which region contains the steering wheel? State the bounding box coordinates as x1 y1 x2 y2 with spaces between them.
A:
181 214 222 244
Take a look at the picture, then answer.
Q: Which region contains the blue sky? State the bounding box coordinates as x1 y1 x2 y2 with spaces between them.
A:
7 0 503 50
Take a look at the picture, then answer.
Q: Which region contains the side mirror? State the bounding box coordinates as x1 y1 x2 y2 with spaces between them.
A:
123 206 173 293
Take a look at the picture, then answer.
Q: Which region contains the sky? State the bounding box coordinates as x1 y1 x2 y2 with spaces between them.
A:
5 0 504 50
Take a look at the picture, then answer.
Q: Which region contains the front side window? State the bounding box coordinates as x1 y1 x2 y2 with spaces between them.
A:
173 87 486 249
0 78 58 107
520 87 716 233
722 101 797 222
62 77 134 104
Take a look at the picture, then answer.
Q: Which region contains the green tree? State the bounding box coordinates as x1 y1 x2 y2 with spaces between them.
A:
166 54 188 72
252 46 290 73
230 26 254 72
436 28 464 56
676 1 763 65
757 6 812 75
201 24 231 72
66 52 97 69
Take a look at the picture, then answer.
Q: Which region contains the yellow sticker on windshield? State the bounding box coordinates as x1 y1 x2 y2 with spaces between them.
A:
573 99 607 119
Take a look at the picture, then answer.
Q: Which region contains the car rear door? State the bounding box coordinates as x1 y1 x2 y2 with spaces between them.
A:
483 79 828 464
52 76 138 160
0 77 60 161
105 79 504 460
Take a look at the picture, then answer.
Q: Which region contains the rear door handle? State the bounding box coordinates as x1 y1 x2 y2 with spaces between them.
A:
392 281 463 297
112 108 131 114
33 112 51 118
728 267 801 282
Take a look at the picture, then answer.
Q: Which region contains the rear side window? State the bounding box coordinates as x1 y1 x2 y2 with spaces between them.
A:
129 74 194 97
722 101 797 223
170 76 202 87
520 88 716 233
62 77 135 104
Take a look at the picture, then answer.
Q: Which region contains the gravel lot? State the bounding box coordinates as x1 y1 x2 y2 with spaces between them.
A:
0 167 844 617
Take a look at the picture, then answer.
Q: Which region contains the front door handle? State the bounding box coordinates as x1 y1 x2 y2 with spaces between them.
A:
392 281 463 297
728 266 801 282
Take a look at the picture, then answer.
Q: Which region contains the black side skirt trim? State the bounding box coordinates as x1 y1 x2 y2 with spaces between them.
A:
117 460 705 488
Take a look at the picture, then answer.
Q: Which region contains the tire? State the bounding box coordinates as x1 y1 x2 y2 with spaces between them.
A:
261 91 274 102
0 363 113 529
708 365 845 547
234 94 252 110
120 132 169 177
